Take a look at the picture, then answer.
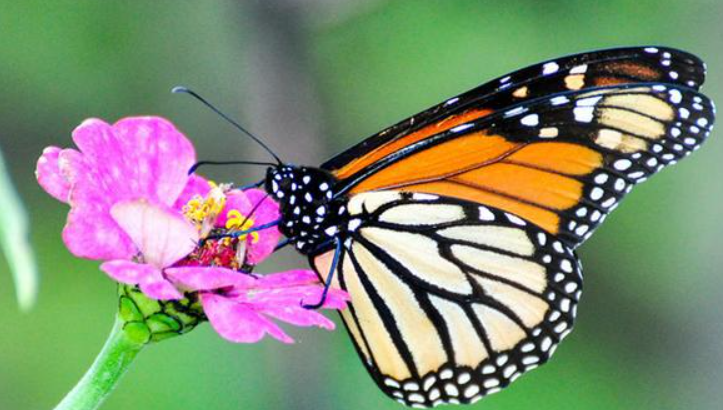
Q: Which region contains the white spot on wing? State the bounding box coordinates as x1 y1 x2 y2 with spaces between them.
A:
505 213 527 226
478 206 495 221
577 96 602 107
505 106 527 117
551 96 570 105
574 107 595 122
569 64 588 74
542 62 560 75
450 123 474 133
520 114 539 127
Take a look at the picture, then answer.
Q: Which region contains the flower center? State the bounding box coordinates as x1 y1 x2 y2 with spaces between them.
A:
179 185 261 271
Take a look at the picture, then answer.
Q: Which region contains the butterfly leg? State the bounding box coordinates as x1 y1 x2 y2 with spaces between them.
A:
302 238 342 310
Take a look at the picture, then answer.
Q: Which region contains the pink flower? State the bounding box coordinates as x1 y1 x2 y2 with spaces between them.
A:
36 117 197 260
36 117 280 263
167 267 349 344
36 116 348 343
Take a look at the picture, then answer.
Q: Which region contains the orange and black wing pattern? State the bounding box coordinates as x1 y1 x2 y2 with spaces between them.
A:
323 47 714 248
323 46 705 178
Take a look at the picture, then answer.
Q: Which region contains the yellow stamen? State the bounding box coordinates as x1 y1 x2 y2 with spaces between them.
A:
182 180 228 236
225 209 260 243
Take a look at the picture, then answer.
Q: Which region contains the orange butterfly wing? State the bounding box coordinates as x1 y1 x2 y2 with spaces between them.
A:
325 46 704 179
323 48 713 247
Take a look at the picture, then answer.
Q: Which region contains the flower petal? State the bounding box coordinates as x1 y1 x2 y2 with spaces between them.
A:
256 269 320 288
55 117 197 261
72 117 196 206
201 293 294 344
140 280 184 300
173 174 211 211
215 189 252 228
225 270 349 309
165 266 254 291
111 200 198 268
35 146 71 202
244 189 281 227
100 260 183 300
243 189 281 265
57 148 137 260
262 305 337 330
248 285 349 310
100 260 156 283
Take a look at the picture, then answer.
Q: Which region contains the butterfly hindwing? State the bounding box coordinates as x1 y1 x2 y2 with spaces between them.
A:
311 191 582 407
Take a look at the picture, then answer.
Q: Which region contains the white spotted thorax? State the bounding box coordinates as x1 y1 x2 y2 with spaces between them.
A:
265 165 346 254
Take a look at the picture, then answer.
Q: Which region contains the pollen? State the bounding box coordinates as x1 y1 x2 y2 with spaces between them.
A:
183 182 227 232
226 209 260 243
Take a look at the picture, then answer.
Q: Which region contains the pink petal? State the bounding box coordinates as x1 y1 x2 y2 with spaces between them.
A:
201 293 293 344
215 190 252 227
302 287 350 310
165 266 255 292
262 305 337 330
72 117 196 206
257 269 320 288
251 270 351 309
226 270 349 309
244 189 280 227
243 189 281 264
100 260 183 300
101 260 156 283
53 117 197 261
248 285 349 310
36 146 71 202
140 280 184 300
58 148 137 260
173 174 212 211
111 200 198 268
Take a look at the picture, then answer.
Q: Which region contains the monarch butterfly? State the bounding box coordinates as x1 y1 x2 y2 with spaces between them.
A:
179 46 715 407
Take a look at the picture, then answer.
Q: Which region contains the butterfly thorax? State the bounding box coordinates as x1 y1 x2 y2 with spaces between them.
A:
265 165 347 255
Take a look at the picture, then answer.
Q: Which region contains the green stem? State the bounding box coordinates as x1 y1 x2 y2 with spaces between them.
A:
54 316 144 410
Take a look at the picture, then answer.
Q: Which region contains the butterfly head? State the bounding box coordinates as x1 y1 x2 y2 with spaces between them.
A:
265 165 345 254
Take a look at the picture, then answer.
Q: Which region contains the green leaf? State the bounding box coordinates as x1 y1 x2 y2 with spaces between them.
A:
0 147 38 311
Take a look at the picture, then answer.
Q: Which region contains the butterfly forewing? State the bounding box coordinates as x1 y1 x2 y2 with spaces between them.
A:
323 46 706 179
312 192 582 407
331 83 714 248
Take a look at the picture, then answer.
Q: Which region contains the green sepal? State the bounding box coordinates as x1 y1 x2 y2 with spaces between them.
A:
118 284 205 344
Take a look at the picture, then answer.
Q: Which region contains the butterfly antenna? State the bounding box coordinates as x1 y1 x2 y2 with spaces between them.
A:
172 86 283 165
189 160 277 174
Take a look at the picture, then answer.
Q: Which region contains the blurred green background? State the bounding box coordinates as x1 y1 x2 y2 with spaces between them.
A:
1 1 722 409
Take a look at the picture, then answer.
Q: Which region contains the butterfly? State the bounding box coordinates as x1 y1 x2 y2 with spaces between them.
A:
183 46 715 407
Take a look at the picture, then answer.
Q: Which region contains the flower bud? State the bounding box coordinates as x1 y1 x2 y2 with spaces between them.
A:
117 284 204 344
